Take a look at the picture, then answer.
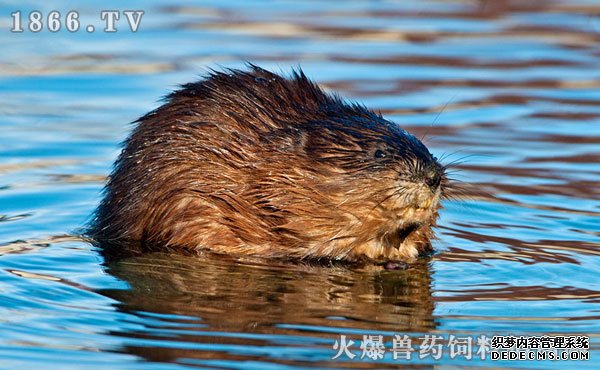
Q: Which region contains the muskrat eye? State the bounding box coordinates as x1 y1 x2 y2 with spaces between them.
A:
374 149 387 159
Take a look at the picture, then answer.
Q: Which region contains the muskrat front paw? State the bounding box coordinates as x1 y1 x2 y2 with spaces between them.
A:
383 260 410 270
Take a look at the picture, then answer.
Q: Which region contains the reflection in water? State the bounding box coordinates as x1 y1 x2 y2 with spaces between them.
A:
100 253 434 365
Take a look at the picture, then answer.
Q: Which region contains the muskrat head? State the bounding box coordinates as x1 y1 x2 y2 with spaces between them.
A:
268 108 445 263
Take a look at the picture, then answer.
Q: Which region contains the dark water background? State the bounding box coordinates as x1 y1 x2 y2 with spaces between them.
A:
1 0 599 368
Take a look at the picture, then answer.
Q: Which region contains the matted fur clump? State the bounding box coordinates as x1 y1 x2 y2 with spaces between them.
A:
88 65 445 264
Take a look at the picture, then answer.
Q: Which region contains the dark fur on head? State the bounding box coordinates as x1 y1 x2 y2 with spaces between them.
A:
88 64 445 263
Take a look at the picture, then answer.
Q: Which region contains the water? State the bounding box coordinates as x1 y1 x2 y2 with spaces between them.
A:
1 0 599 368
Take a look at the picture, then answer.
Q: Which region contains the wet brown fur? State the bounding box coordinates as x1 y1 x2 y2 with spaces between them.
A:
88 65 445 263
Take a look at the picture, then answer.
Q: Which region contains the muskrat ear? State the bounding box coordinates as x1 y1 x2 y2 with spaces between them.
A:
261 128 308 153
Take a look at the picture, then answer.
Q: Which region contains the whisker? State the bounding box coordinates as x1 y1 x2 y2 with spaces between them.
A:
421 95 456 143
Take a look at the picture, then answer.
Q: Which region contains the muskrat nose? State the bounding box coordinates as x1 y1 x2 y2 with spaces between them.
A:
424 168 442 190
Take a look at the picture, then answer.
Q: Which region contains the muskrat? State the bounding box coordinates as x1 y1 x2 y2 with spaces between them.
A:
88 65 445 267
